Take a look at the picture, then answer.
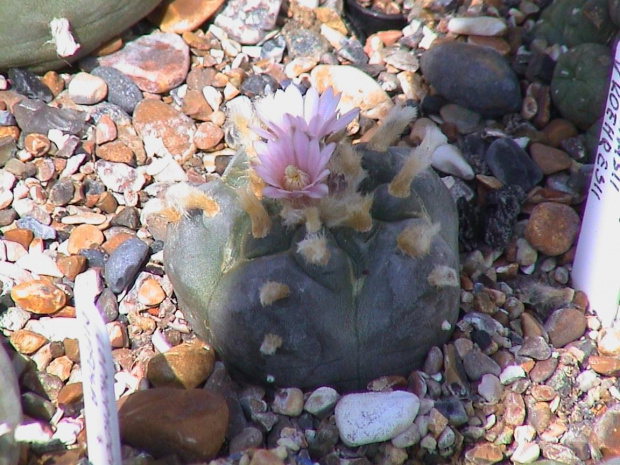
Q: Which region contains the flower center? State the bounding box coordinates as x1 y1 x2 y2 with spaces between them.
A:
283 165 311 191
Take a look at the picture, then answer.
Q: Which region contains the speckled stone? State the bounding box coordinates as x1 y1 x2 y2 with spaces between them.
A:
87 31 190 94
133 99 196 161
104 237 150 293
524 203 580 256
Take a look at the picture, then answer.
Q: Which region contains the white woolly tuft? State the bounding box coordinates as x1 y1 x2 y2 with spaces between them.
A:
259 281 290 307
367 105 418 152
427 265 459 287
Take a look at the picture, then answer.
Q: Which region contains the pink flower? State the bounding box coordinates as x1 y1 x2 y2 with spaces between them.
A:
252 85 358 200
253 85 358 140
254 129 335 199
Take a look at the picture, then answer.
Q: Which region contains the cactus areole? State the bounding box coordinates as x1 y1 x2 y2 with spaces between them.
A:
163 87 460 390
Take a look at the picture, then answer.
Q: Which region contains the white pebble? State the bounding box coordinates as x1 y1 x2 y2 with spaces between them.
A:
335 391 420 446
499 364 526 384
447 17 508 36
432 144 474 180
511 441 540 463
304 386 340 417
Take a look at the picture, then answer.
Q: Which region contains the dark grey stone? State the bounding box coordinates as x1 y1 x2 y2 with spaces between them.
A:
110 206 140 230
104 238 149 293
91 66 143 114
283 28 329 61
8 68 53 102
48 179 75 207
13 99 87 136
420 42 521 117
484 138 543 191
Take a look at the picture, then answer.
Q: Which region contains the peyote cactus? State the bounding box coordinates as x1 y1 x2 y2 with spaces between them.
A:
163 85 460 390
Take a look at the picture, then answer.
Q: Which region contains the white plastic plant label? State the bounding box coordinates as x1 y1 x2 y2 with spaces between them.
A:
572 44 620 327
75 269 122 465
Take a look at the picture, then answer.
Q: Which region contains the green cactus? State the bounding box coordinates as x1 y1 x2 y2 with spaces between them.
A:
163 95 460 390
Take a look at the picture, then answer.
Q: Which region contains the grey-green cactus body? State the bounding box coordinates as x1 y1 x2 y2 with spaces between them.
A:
164 146 460 390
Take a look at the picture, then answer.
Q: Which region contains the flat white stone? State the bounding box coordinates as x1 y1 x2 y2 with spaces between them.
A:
335 391 419 446
447 17 507 36
432 144 475 180
16 253 63 278
499 364 526 384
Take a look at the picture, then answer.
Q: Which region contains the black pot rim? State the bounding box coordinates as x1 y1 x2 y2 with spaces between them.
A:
344 0 408 42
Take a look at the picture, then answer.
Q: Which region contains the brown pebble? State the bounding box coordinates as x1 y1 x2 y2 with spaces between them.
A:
541 118 577 147
147 339 215 389
520 312 545 338
464 443 504 464
194 121 224 150
47 355 73 382
96 191 119 214
40 71 65 97
529 357 558 383
96 140 135 165
133 98 196 161
504 391 526 426
530 385 556 402
67 224 105 255
102 232 134 255
250 449 286 465
593 404 620 457
10 329 48 354
57 382 84 405
63 338 80 363
467 35 511 55
11 280 66 314
182 89 213 121
529 143 572 175
24 133 52 157
138 278 166 306
118 387 228 461
148 0 225 34
528 401 552 434
544 307 586 348
3 228 34 249
96 115 118 145
588 355 620 376
0 126 19 140
107 321 129 348
56 254 87 281
524 203 580 256
91 36 124 56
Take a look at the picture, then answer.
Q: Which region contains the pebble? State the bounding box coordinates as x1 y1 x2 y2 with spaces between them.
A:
518 336 552 360
8 69 53 103
447 17 508 36
67 224 105 255
214 0 283 44
544 307 586 348
4 228 33 249
48 179 76 206
96 140 135 165
304 386 340 417
118 387 228 461
229 427 264 454
104 237 150 293
10 280 66 314
90 66 143 114
420 42 521 117
10 329 48 354
462 350 501 380
500 364 526 384
432 144 475 180
596 327 620 356
147 339 215 388
529 143 573 175
311 65 392 119
56 255 87 281
13 100 87 136
439 103 481 134
272 387 304 416
24 133 51 157
67 72 107 105
194 121 224 150
133 99 196 160
16 252 63 278
511 442 540 463
484 138 543 192
111 206 141 230
95 115 118 145
148 0 226 33
464 443 504 464
391 423 421 448
88 31 190 94
284 28 329 61
478 374 503 404
335 391 419 446
0 306 31 331
524 203 580 256
96 160 147 193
